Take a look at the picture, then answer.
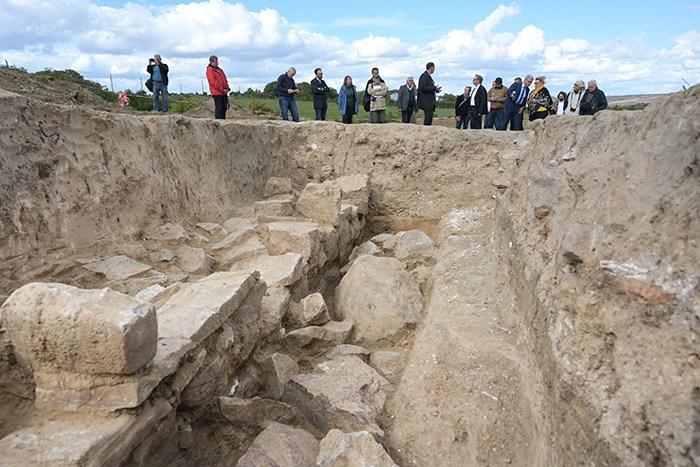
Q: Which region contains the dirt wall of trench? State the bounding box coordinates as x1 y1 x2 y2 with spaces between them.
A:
493 88 699 465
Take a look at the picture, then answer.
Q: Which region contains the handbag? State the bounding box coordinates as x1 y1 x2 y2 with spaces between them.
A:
145 78 154 92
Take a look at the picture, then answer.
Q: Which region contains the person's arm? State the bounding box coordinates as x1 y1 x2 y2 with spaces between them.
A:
455 96 460 115
277 75 287 96
221 70 229 92
598 91 608 111
161 64 169 74
378 84 387 96
496 89 507 103
147 64 153 74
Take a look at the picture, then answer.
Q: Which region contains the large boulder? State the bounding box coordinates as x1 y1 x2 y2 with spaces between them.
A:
83 256 152 281
335 256 423 343
317 429 398 467
1 283 157 375
299 293 331 326
236 422 319 467
284 356 389 438
336 174 370 215
176 245 210 275
296 181 342 226
254 195 295 217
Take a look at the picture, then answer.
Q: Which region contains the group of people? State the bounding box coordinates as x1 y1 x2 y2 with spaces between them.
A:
147 55 609 127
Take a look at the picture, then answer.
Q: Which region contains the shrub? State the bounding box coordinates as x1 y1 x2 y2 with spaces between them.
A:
249 99 274 115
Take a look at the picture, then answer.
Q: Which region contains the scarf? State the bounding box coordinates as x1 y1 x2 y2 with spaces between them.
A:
567 89 583 113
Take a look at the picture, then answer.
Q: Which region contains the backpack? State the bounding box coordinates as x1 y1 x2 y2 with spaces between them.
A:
363 90 371 112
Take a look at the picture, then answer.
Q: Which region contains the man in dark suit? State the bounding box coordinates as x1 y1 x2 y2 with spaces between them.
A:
498 74 533 131
417 62 442 126
579 80 608 115
397 76 417 123
311 67 330 121
455 86 471 129
468 74 488 129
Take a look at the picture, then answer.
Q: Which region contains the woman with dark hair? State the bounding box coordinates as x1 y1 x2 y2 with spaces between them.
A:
338 75 359 124
454 86 472 129
527 76 554 121
556 91 567 115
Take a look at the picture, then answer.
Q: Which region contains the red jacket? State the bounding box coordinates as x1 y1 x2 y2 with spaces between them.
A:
206 65 229 96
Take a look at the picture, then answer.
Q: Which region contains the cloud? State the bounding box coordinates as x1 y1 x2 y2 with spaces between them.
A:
0 1 697 95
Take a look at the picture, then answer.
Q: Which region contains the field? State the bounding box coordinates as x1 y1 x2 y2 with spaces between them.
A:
231 96 455 123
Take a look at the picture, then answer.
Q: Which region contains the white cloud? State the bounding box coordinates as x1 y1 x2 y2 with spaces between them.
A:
0 1 697 95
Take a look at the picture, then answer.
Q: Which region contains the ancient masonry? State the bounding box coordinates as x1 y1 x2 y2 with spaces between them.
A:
0 86 698 466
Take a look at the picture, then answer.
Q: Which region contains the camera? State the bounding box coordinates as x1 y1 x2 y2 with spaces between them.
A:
371 96 377 102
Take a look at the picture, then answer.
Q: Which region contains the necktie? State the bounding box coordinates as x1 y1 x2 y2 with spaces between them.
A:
517 85 526 105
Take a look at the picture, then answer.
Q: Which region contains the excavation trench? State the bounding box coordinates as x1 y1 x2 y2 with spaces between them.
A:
0 88 698 466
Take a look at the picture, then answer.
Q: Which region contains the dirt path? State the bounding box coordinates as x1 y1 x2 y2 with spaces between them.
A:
384 206 550 466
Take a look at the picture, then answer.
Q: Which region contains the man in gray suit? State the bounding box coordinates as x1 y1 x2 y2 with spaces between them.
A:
397 76 417 123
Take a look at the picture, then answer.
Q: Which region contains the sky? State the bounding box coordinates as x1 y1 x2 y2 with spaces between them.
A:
1 0 699 96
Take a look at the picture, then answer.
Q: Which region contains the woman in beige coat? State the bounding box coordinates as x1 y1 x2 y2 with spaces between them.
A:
367 75 388 123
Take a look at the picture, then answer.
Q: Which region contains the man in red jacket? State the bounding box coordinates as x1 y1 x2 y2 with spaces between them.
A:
206 55 230 119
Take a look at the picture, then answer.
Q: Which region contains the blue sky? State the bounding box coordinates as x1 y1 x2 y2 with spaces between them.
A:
1 0 698 95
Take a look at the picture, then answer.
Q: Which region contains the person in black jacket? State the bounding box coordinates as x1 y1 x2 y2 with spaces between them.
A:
311 68 329 121
277 67 300 122
468 74 488 129
579 80 608 116
455 86 471 129
417 62 442 126
147 54 169 112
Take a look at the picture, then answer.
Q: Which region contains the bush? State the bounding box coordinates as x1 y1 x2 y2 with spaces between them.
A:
249 99 274 115
171 98 200 114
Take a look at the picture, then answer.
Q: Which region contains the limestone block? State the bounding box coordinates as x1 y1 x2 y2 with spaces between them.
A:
222 217 255 233
336 256 423 343
284 321 353 354
1 283 156 375
336 174 370 215
300 292 331 326
264 177 293 198
369 350 406 382
326 344 370 362
255 195 295 217
196 222 226 237
219 396 297 427
259 287 291 340
259 221 323 267
176 245 210 275
348 240 382 263
83 255 152 281
262 352 299 399
230 252 303 288
236 422 319 467
393 230 434 262
152 223 188 242
283 356 389 438
317 429 398 467
296 181 342 226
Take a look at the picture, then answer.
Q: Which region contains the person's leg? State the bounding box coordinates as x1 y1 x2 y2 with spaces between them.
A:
497 108 511 131
455 117 462 129
152 82 160 111
470 112 482 129
512 110 524 131
370 111 377 123
212 96 222 119
279 97 289 120
290 99 300 122
315 108 322 121
494 108 504 130
379 110 386 123
485 110 495 129
321 108 327 121
162 86 169 112
423 108 433 126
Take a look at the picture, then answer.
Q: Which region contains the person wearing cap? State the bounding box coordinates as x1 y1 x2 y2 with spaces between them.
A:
485 77 507 129
579 80 608 116
397 76 417 124
565 80 586 115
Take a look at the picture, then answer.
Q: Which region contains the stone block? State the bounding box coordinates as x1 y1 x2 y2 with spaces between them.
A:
296 181 342 226
1 283 156 375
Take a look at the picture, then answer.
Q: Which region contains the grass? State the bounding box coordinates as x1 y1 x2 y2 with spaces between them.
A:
231 96 454 122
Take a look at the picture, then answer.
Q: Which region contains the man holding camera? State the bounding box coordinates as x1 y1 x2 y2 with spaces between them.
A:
147 54 169 113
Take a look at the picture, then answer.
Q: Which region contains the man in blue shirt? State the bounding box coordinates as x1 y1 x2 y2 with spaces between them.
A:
277 67 300 122
498 74 533 131
147 54 169 113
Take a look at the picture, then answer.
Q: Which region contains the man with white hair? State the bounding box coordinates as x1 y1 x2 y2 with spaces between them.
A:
565 80 586 115
579 80 608 116
147 54 169 112
397 76 417 123
277 67 300 122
